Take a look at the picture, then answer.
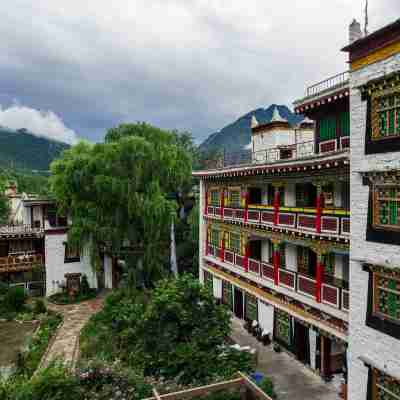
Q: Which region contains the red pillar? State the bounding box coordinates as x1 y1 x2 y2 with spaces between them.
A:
316 191 324 233
273 242 280 285
244 190 249 223
205 190 208 216
273 187 280 225
220 234 225 262
316 255 325 303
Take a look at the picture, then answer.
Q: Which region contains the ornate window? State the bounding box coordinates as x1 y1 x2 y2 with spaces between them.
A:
366 264 400 340
373 273 400 323
319 116 337 141
210 190 220 207
210 228 220 248
361 72 400 154
371 369 400 400
222 280 233 310
373 184 400 230
245 293 258 321
228 232 241 254
203 270 213 292
274 309 292 346
229 190 241 208
339 111 350 137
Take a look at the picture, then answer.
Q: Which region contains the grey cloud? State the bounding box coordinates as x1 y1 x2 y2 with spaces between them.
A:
1 0 398 143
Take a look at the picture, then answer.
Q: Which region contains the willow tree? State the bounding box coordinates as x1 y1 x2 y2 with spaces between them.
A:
50 123 192 287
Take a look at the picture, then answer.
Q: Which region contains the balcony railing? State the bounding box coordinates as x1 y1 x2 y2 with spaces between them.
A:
206 205 350 238
0 224 44 237
0 253 44 272
206 244 349 312
306 71 349 98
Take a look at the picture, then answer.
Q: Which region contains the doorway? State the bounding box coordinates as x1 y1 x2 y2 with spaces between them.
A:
248 187 262 205
294 321 310 365
234 287 244 319
249 240 262 261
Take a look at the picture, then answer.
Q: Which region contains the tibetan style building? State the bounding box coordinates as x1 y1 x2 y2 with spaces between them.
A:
194 99 350 379
342 18 400 400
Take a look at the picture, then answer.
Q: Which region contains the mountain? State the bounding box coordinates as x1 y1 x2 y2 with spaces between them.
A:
0 127 70 172
199 104 303 154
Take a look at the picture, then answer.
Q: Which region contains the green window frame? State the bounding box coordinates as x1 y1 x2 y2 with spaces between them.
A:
374 273 400 323
229 190 241 208
210 190 220 206
339 111 350 137
229 232 241 254
323 253 335 277
204 270 213 292
376 93 400 139
222 280 233 310
319 116 337 141
245 293 258 321
374 185 400 230
275 309 291 345
210 229 220 247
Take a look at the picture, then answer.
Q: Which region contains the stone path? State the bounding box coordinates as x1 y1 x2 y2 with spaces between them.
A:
230 318 341 400
40 296 104 369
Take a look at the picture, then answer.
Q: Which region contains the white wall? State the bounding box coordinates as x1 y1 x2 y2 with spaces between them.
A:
45 232 97 296
285 183 296 207
261 240 270 263
349 51 400 400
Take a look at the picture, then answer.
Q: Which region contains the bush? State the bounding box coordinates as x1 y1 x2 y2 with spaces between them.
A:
4 286 26 312
33 299 47 315
258 376 277 399
48 289 96 305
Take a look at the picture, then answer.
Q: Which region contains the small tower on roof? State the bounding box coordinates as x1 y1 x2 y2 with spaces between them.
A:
250 115 259 128
270 106 287 123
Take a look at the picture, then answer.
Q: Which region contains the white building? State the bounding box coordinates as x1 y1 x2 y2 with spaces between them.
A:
343 18 400 400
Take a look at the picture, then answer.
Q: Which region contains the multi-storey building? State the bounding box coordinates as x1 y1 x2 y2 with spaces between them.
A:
0 182 117 296
195 96 350 379
342 19 400 400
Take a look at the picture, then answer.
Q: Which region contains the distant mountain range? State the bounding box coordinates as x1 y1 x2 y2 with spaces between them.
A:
199 104 303 154
0 127 70 172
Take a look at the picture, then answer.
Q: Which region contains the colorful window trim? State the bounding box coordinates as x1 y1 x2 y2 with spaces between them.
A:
372 90 400 141
228 232 241 255
373 272 400 323
339 111 350 137
210 190 220 207
275 309 291 346
204 270 213 292
229 190 241 208
245 293 258 321
323 253 335 278
210 229 220 248
373 184 400 231
319 116 337 141
371 369 400 400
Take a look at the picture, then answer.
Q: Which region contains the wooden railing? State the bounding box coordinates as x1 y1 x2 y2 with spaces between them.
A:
144 372 273 400
207 205 350 238
207 244 349 312
0 253 44 272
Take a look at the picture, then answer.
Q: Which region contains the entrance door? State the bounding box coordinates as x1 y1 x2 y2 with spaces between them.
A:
234 287 244 319
320 336 332 379
294 321 310 364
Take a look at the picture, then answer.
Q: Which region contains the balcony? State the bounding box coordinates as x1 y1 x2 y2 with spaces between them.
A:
0 253 44 273
206 244 349 312
0 224 44 238
206 205 350 239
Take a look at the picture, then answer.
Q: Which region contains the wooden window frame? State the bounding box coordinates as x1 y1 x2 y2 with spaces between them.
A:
210 190 220 207
372 272 400 324
228 231 241 255
64 243 81 263
229 189 241 208
371 368 400 400
372 183 400 232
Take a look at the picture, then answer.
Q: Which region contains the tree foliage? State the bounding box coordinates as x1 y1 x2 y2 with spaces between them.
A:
0 176 10 224
50 123 192 287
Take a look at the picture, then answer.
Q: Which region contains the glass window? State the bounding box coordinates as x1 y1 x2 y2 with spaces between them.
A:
319 117 337 141
340 111 350 137
275 309 291 345
210 229 220 247
373 93 400 140
373 185 400 230
203 270 213 292
229 232 241 254
210 190 220 207
245 293 258 321
374 273 400 323
64 243 80 263
229 190 241 208
9 240 34 255
372 369 400 400
222 280 233 310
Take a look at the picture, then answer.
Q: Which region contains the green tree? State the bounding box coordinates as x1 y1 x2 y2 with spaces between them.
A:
50 123 192 287
0 176 10 224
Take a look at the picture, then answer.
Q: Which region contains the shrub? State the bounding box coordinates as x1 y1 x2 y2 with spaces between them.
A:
33 299 47 315
80 275 90 295
258 376 277 399
4 286 26 312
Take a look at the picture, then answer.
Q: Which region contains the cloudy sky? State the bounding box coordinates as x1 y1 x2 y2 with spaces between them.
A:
1 0 399 144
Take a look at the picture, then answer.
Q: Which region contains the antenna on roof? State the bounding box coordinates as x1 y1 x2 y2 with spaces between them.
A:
364 0 369 36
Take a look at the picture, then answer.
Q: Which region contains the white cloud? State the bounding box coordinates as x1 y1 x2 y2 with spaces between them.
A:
0 104 78 144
